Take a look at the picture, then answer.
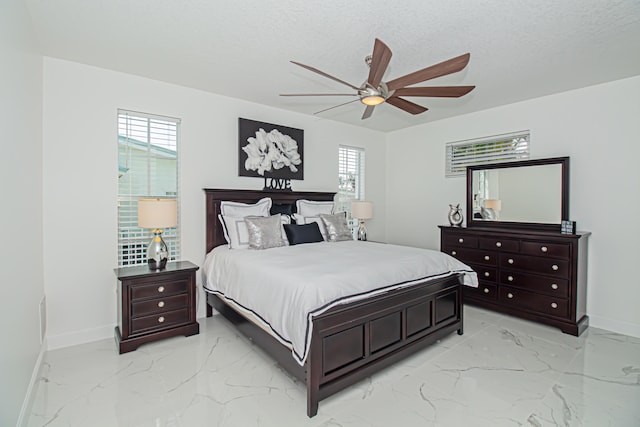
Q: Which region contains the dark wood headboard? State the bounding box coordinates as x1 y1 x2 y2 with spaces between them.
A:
204 188 336 253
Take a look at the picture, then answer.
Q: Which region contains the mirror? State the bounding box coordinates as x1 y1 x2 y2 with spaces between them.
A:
466 157 569 231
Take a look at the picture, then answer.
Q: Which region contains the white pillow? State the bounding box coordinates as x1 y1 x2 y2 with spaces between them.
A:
293 214 328 241
221 197 271 217
296 199 334 217
219 214 251 249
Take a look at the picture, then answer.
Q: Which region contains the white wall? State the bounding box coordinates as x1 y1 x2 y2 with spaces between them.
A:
0 1 45 425
386 75 640 338
42 58 387 349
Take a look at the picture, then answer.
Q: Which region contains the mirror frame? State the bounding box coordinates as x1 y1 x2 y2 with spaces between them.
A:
466 157 570 232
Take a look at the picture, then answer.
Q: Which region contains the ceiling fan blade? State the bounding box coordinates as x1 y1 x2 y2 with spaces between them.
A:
386 53 471 91
367 38 392 88
280 93 358 97
386 96 428 115
392 86 475 98
291 61 360 91
314 98 361 115
361 105 375 120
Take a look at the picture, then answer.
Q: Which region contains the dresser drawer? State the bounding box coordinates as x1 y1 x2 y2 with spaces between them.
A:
499 254 569 278
131 293 189 317
479 237 519 252
443 234 478 248
130 278 189 300
499 286 569 318
468 263 497 282
464 282 497 301
521 241 570 259
446 247 497 266
499 271 569 298
131 308 190 335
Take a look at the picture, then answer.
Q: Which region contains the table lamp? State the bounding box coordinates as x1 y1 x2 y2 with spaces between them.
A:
138 198 177 269
351 200 373 241
484 199 502 220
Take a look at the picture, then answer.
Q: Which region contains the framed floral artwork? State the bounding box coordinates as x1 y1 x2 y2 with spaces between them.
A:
238 118 304 180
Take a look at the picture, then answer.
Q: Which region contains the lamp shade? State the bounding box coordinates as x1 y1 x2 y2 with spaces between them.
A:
351 200 373 220
485 199 502 211
138 198 177 229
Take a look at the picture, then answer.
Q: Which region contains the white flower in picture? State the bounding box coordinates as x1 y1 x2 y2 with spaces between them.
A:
243 128 302 176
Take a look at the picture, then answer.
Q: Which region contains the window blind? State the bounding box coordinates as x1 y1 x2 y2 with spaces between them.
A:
445 131 530 177
337 145 365 220
117 110 181 267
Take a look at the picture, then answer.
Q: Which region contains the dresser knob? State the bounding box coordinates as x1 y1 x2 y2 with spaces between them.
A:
484 272 490 277
552 264 559 271
483 288 490 294
541 246 548 253
158 301 165 308
158 316 165 323
508 258 514 264
551 283 558 290
158 286 165 293
458 238 464 243
507 293 514 299
496 242 502 248
551 302 558 309
451 251 457 256
508 275 514 282
484 255 490 261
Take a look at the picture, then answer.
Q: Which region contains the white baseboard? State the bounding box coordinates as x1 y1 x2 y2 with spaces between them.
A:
589 314 640 339
17 338 47 427
46 324 115 351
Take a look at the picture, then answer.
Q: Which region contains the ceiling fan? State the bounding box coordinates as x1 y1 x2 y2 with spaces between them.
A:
281 39 475 119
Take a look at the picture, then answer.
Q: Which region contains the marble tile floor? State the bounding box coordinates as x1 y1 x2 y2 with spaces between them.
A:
27 306 640 427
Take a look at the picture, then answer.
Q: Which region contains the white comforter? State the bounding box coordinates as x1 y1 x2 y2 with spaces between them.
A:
203 240 477 365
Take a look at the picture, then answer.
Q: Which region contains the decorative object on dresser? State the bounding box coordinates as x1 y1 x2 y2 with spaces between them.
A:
448 203 463 226
114 261 199 353
137 197 177 270
442 156 591 336
351 200 373 240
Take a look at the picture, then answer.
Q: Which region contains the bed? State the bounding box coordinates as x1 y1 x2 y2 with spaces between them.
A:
203 188 477 417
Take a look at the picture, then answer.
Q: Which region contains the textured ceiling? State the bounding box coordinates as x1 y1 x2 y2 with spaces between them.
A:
25 0 640 132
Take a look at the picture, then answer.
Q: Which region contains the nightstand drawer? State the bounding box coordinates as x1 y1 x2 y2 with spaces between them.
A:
131 308 190 335
131 293 189 317
130 279 189 300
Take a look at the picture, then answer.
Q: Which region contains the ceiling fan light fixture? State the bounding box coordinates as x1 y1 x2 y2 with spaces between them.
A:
361 95 385 106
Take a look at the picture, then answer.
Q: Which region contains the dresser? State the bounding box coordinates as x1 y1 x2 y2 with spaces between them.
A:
114 261 200 353
440 226 590 336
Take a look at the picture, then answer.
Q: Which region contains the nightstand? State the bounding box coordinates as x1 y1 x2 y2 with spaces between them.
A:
114 261 200 353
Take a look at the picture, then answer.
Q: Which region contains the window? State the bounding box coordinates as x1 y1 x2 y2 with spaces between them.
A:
117 110 180 267
445 131 530 177
337 145 365 224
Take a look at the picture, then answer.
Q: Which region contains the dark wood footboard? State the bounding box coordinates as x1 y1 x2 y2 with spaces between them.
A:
206 274 463 417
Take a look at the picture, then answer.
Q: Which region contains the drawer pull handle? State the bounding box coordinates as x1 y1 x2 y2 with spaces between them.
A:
508 275 514 282
158 286 165 293
496 242 502 248
451 251 457 256
508 258 514 264
551 302 558 309
541 246 548 253
458 238 464 243
484 255 490 261
158 301 165 308
158 316 165 323
484 272 490 277
551 283 559 290
507 293 514 299
552 264 559 271
483 288 490 294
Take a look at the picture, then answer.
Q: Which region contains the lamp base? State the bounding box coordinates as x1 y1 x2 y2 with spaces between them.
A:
357 221 367 241
147 230 169 270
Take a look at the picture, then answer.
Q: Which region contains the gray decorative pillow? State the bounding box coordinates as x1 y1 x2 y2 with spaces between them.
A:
319 213 352 242
244 215 285 250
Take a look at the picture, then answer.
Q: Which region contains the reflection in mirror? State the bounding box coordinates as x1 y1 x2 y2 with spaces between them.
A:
471 164 563 224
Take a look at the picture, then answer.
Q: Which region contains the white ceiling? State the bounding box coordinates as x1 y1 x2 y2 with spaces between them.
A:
25 0 640 132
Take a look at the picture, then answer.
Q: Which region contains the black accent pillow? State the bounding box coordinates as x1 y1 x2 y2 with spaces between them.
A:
283 222 324 245
271 203 294 222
